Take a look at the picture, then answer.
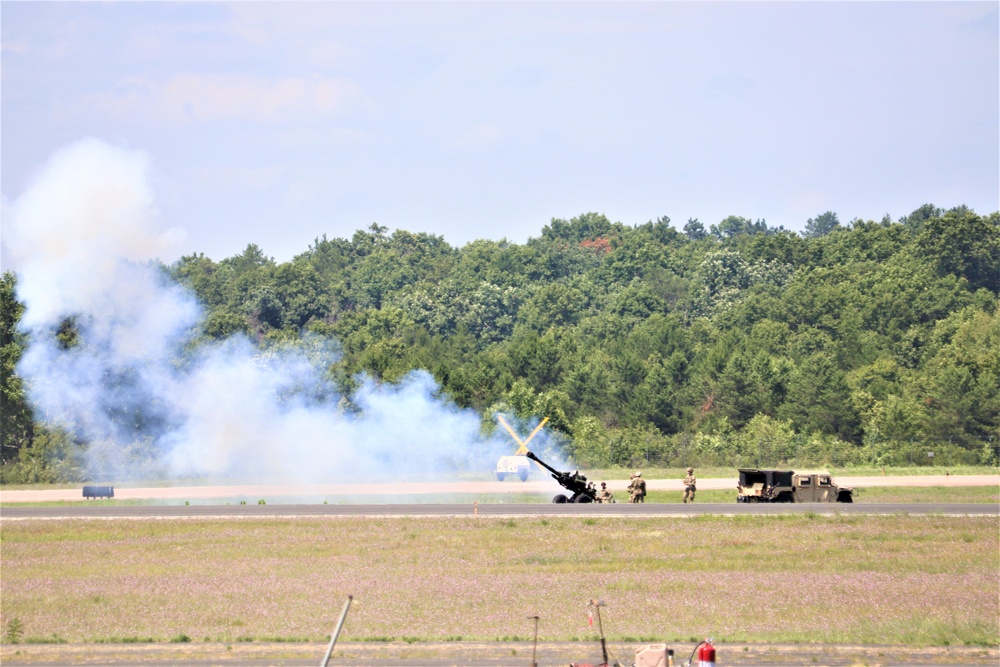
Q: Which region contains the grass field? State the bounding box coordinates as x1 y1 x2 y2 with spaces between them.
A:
1 514 997 648
846 485 1000 504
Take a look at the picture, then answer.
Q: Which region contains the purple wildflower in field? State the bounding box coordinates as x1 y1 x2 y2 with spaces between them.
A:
1 516 996 646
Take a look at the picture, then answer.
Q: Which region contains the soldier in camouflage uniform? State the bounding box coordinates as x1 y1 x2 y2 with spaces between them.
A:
629 471 646 503
683 467 697 503
598 482 615 504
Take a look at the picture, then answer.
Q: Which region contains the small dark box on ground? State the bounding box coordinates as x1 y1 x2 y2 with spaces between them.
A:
82 485 114 499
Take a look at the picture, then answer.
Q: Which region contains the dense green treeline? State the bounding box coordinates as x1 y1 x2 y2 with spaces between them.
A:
2 205 999 480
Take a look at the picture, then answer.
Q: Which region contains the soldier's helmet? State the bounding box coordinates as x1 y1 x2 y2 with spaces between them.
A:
635 471 642 478
687 467 694 473
601 482 607 487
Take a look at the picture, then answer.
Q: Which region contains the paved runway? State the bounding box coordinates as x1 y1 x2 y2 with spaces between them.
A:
2 474 996 519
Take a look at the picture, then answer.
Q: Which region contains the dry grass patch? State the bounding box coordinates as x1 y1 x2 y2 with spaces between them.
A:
850 485 999 503
1 515 997 647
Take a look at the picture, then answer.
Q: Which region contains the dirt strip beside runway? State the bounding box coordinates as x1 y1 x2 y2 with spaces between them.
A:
2 475 997 503
2 641 998 666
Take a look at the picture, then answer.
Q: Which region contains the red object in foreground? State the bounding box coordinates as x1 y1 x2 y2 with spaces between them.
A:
698 641 716 665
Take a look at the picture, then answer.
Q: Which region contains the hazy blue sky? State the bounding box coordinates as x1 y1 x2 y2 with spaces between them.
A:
2 1 998 264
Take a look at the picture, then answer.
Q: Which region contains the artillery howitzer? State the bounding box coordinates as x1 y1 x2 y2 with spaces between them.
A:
525 450 597 503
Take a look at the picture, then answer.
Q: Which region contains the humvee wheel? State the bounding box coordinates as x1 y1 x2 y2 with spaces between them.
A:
518 469 529 482
496 472 505 481
553 494 569 503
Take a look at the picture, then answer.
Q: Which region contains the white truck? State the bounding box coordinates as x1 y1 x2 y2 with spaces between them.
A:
495 455 531 481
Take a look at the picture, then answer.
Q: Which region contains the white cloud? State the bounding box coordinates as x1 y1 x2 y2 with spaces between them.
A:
0 39 32 55
82 77 155 119
81 73 369 124
452 124 504 150
159 73 365 122
307 41 351 66
189 163 287 191
271 126 369 150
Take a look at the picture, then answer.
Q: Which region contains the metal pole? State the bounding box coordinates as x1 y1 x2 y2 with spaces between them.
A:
320 595 353 667
527 615 539 667
590 600 609 666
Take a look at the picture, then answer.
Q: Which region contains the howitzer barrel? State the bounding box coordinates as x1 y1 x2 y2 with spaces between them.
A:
525 450 559 476
525 450 592 499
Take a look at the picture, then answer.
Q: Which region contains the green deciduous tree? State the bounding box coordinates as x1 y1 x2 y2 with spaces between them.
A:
540 212 620 245
779 352 862 443
683 218 707 241
9 204 998 482
915 208 1000 294
0 272 32 464
917 308 1000 447
520 281 591 331
804 211 841 239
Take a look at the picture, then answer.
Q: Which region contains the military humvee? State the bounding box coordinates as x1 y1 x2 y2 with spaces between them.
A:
737 468 853 503
496 455 530 481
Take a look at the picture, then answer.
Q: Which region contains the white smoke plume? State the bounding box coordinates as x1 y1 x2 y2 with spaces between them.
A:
6 139 553 486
